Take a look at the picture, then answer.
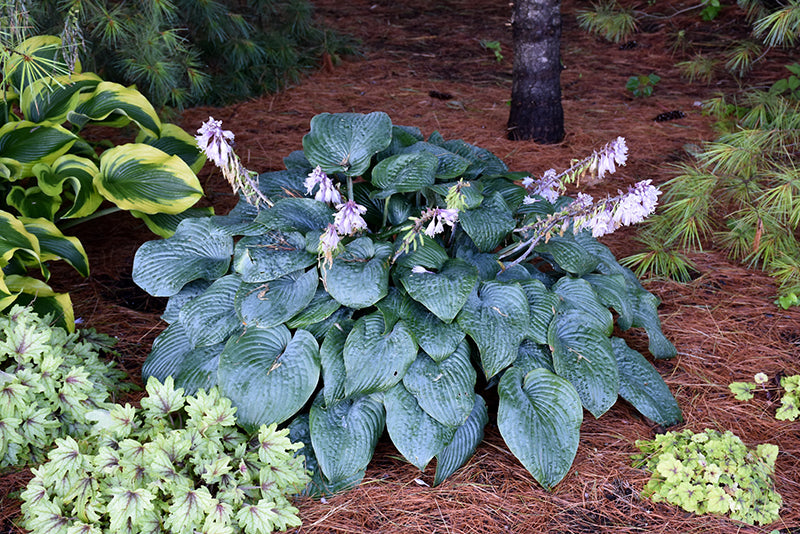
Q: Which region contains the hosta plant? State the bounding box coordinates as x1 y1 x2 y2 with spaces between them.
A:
132 111 682 493
0 305 127 468
20 376 310 534
634 429 782 526
0 33 210 326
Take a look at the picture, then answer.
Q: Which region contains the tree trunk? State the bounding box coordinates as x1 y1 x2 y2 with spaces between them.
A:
507 0 565 144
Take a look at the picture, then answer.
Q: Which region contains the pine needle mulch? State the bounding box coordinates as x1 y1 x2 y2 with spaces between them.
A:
2 0 799 532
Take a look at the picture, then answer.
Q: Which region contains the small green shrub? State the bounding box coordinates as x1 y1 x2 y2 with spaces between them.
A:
20 376 310 534
730 373 800 421
770 63 800 100
626 73 660 97
0 305 127 468
132 112 682 493
634 428 782 526
576 1 639 43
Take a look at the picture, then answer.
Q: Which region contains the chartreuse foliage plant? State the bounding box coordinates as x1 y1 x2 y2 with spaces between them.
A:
0 30 210 327
730 372 800 421
20 376 310 534
132 111 682 493
0 305 127 467
634 429 782 526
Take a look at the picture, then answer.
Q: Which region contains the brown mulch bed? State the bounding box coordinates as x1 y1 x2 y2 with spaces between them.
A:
2 0 800 532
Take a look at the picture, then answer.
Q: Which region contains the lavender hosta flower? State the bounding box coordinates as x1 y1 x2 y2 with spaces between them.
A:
319 224 341 267
334 200 368 236
422 208 459 237
595 136 628 179
196 117 235 169
411 265 434 274
524 169 563 204
305 167 342 205
613 180 661 227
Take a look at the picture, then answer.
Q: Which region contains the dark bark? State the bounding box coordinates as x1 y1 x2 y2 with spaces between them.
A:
507 0 565 144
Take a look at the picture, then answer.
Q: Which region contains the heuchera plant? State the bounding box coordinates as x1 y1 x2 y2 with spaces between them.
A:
21 377 310 534
0 305 126 467
634 429 782 525
132 111 682 493
730 373 800 421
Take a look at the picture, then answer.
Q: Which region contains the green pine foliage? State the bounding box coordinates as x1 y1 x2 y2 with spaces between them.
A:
29 0 357 110
0 305 127 468
20 376 310 534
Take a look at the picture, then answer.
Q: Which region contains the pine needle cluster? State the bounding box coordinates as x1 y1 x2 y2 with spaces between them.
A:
28 0 358 110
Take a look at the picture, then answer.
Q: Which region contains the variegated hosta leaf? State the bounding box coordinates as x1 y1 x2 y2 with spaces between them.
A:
498 367 583 490
33 155 104 219
434 394 488 486
235 268 318 329
6 186 61 219
384 382 456 471
309 391 385 483
129 207 216 238
456 280 530 378
302 111 393 176
369 151 437 198
21 73 102 124
5 36 64 94
323 237 392 310
233 231 316 283
399 258 479 323
132 218 234 297
611 337 682 426
179 274 243 348
21 217 89 277
136 123 205 173
402 342 476 427
547 308 619 418
96 143 203 215
343 313 417 398
0 120 77 179
68 81 161 137
4 274 74 331
218 326 320 430
0 210 40 266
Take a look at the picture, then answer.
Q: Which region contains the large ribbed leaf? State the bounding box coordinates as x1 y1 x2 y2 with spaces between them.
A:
323 238 392 309
286 289 342 330
458 192 516 252
254 197 333 233
438 138 509 179
370 151 437 197
402 299 466 362
434 394 488 486
21 217 89 277
518 279 561 344
498 367 582 490
611 337 682 425
129 207 215 238
399 258 479 323
235 268 318 329
394 236 449 271
343 313 417 398
96 143 203 215
142 321 193 382
0 121 77 179
309 391 385 483
403 342 475 427
547 309 619 418
6 185 60 219
551 277 613 335
384 382 456 471
33 155 103 219
162 280 211 323
0 210 40 266
4 275 74 331
302 112 393 176
631 292 677 359
456 281 530 378
534 235 600 276
582 273 633 329
132 218 233 297
21 73 102 124
179 274 242 347
399 141 470 180
233 230 316 283
218 326 320 430
68 81 161 137
137 123 205 173
319 319 353 404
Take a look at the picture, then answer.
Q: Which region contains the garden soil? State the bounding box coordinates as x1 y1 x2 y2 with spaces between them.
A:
2 0 800 532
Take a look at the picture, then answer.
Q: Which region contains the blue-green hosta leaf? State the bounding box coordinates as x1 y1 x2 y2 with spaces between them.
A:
96 143 203 215
458 192 516 252
394 236 449 271
426 181 484 209
534 234 600 276
376 125 424 159
286 288 342 329
142 321 192 382
498 367 583 490
582 273 633 330
235 268 318 329
132 218 233 297
283 150 311 171
453 236 501 280
68 81 161 137
233 230 316 283
6 186 60 219
179 274 242 347
551 277 613 335
479 176 527 212
129 207 215 238
173 343 224 395
384 382 457 471
434 394 489 486
162 280 211 323
399 258 479 323
319 319 354 404
302 112 393 176
456 281 530 378
547 308 619 418
631 292 677 359
309 391 385 483
21 73 102 124
0 120 77 179
514 340 555 374
344 313 417 398
611 337 682 426
438 139 509 179
323 237 392 309
303 307 353 340
402 299 466 362
136 123 205 173
370 151 437 198
32 155 103 219
374 287 412 332
218 326 320 430
403 341 476 427
254 169 308 199
398 141 470 180
21 217 89 277
518 279 561 344
255 197 334 233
